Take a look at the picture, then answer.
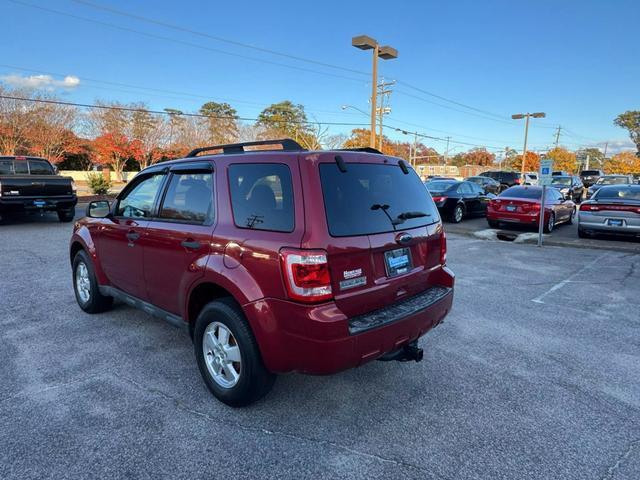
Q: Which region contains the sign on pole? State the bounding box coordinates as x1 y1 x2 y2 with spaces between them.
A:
537 158 553 246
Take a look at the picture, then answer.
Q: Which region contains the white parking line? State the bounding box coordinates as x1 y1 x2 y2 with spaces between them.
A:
531 252 609 304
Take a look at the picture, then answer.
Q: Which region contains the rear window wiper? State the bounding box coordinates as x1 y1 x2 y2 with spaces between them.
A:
396 211 430 221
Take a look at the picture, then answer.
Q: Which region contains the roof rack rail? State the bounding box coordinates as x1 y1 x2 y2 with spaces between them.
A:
336 147 383 154
186 138 305 157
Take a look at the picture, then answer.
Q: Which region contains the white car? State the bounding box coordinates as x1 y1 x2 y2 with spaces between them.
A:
524 173 538 185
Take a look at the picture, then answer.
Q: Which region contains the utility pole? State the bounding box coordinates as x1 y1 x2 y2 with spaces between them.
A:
352 36 398 149
603 141 608 159
501 146 509 170
554 125 562 148
444 136 451 165
376 79 394 151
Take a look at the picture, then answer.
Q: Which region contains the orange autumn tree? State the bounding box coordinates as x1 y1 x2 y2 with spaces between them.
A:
509 151 540 172
92 133 143 181
547 147 578 173
604 151 640 174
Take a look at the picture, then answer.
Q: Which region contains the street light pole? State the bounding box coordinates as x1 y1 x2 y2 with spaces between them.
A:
512 112 546 181
352 35 398 149
370 44 378 149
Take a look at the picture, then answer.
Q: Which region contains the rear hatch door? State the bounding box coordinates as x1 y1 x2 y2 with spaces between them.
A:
315 155 441 317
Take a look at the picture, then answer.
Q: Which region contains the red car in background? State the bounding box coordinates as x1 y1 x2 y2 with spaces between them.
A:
486 186 576 233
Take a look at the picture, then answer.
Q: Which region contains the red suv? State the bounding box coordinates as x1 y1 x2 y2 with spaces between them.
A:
70 139 454 406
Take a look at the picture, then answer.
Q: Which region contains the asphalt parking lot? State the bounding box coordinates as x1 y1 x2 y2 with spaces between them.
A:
1 211 639 480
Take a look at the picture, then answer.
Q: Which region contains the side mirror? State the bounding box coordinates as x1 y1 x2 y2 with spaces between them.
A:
87 200 111 218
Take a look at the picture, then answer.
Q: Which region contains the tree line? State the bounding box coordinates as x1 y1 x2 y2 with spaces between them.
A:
1 85 639 179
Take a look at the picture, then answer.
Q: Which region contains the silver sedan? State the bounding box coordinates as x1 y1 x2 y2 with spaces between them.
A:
578 185 640 238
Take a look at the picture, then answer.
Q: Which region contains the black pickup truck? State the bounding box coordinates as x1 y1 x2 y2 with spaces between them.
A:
0 156 77 222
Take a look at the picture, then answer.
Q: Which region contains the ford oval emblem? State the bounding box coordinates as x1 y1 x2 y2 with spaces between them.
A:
396 233 412 245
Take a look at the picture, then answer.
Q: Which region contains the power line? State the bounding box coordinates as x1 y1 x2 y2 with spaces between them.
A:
8 0 531 125
0 94 371 126
69 0 369 77
6 0 366 83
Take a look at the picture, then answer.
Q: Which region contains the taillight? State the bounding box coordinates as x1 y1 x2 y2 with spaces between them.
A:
520 202 540 213
581 204 640 213
440 230 447 265
280 248 332 303
432 195 447 203
513 177 521 184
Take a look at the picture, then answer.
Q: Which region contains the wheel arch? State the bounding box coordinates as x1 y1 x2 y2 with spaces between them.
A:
186 281 242 339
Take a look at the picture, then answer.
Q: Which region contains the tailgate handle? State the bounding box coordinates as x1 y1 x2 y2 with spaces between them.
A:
181 239 202 250
126 231 140 242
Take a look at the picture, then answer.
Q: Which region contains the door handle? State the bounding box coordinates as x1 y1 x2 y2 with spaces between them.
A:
181 239 202 250
126 231 140 242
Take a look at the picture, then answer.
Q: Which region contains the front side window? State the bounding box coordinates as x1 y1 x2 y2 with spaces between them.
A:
116 174 165 218
228 163 294 232
159 172 214 224
28 160 54 175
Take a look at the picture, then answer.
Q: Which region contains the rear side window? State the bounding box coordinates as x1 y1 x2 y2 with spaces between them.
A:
319 163 438 237
28 160 54 175
582 170 600 176
160 172 214 224
228 163 294 232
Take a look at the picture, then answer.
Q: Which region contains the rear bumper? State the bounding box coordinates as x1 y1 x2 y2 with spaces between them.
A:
578 214 640 235
0 195 77 214
244 266 455 375
487 210 547 225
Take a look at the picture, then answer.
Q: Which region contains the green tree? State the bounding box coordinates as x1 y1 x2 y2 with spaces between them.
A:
614 111 640 156
256 101 310 140
199 101 239 145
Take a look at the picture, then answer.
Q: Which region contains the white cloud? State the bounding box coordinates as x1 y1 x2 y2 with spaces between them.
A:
0 73 80 90
588 139 636 155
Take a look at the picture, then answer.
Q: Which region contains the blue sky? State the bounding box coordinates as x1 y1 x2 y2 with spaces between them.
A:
1 0 638 155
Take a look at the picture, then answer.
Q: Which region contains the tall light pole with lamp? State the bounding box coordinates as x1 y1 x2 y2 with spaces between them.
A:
512 112 546 181
352 35 398 148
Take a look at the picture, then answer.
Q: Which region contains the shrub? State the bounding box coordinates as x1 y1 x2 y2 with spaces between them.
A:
86 172 112 195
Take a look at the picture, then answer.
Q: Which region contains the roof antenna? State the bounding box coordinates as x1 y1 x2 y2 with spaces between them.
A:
398 159 409 174
335 155 347 173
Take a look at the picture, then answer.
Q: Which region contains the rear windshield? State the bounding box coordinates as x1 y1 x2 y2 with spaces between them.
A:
595 186 640 202
319 163 438 237
550 177 571 186
597 176 629 185
0 160 13 175
425 180 457 192
581 170 600 176
500 186 542 199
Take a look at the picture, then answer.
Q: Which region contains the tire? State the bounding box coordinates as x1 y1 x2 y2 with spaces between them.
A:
543 212 555 233
488 219 499 228
567 207 575 225
578 227 591 238
451 204 464 223
58 208 75 222
194 298 275 407
72 250 113 313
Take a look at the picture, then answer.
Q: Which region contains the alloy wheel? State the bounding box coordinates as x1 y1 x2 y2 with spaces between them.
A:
203 322 242 388
75 262 91 303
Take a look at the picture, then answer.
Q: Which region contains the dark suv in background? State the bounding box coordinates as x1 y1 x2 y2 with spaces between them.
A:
69 139 455 406
580 169 605 187
479 170 521 192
